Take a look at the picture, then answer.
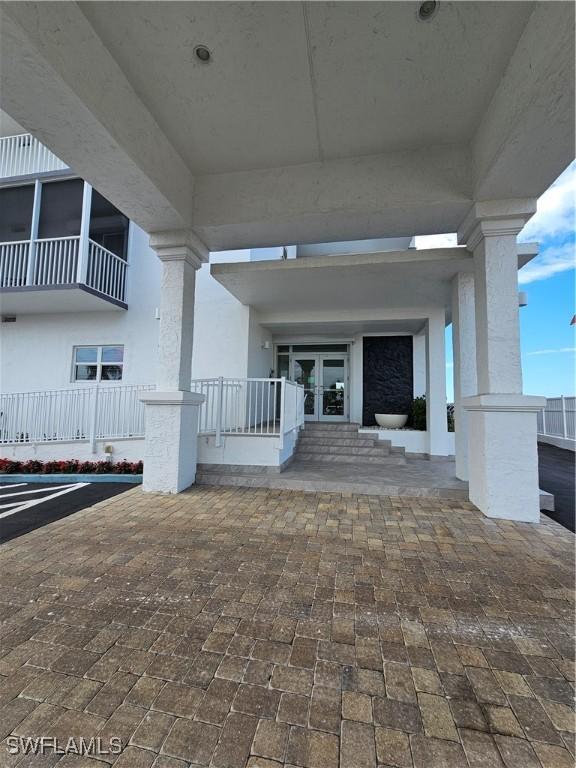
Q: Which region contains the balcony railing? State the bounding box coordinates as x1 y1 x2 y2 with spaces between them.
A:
537 396 575 441
0 380 304 450
0 236 127 304
0 134 69 178
192 377 305 448
0 385 154 446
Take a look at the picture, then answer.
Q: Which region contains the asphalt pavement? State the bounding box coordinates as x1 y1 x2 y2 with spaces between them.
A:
538 443 575 532
0 481 130 544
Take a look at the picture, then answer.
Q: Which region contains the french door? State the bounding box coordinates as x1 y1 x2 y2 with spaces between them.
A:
292 354 348 421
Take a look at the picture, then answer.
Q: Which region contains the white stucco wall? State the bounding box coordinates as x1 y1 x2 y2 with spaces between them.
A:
191 252 251 380
4 437 144 462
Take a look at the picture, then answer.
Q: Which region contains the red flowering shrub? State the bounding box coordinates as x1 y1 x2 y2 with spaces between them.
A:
0 458 143 474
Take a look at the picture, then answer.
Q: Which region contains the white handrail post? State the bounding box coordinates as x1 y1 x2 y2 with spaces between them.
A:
561 395 567 438
279 376 286 449
89 385 100 453
215 376 224 448
77 182 92 283
26 180 42 286
541 403 547 436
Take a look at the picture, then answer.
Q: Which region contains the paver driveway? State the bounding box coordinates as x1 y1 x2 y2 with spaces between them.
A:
0 486 574 768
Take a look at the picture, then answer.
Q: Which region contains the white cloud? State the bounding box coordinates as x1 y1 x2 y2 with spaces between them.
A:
518 241 575 285
415 233 458 249
526 347 575 356
520 161 576 242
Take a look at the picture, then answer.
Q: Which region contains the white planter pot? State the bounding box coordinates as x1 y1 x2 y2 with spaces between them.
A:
375 413 408 429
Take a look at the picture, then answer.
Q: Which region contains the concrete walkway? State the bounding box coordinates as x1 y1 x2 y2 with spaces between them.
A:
198 458 469 500
0 486 574 767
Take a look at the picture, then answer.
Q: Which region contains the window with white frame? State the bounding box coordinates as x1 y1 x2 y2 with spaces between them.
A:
73 345 124 382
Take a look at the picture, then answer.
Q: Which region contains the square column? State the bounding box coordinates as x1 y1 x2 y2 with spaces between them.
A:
140 230 208 494
451 273 477 480
458 201 545 522
426 310 449 456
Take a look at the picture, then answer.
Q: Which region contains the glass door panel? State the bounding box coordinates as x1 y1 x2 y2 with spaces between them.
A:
320 358 347 421
293 357 318 420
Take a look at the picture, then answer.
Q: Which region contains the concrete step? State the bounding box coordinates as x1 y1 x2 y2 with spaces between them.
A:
298 436 379 448
303 423 360 432
295 452 407 466
295 444 391 457
195 470 467 500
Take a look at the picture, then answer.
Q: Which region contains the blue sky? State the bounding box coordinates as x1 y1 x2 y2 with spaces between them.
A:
418 161 575 401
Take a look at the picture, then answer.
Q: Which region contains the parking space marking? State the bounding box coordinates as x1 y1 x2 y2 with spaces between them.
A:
0 483 90 519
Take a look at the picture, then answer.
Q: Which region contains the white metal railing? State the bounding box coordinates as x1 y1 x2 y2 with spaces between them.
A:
0 241 29 287
87 239 128 303
0 236 127 304
192 377 305 448
34 236 79 285
537 396 576 441
0 385 154 446
0 134 68 178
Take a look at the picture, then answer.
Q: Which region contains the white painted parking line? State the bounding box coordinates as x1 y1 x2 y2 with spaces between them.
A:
0 483 29 490
0 483 90 519
0 483 87 499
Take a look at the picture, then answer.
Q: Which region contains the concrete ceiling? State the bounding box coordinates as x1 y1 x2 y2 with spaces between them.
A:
212 245 538 318
1 2 573 249
80 1 533 175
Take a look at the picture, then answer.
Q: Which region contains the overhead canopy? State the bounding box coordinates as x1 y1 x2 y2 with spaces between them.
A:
0 3 573 247
212 245 538 322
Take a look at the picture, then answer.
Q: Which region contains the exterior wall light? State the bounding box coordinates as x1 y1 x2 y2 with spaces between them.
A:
418 1 439 21
194 45 212 63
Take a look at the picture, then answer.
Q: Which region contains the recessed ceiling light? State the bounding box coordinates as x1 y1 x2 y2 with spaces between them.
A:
194 45 211 63
418 1 439 21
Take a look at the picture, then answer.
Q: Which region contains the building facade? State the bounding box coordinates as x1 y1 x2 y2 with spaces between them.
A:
1 1 573 523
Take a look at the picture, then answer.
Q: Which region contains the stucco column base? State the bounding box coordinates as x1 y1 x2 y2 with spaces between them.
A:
139 391 205 494
463 394 546 523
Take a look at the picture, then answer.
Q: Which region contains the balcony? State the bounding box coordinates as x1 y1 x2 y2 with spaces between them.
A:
0 236 128 313
0 134 69 180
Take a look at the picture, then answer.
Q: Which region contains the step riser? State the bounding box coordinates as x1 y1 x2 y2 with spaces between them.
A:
195 473 468 501
303 424 359 432
298 438 379 448
295 453 407 465
296 445 390 457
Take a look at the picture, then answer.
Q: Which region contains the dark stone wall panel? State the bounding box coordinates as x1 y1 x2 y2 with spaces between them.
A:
362 336 413 426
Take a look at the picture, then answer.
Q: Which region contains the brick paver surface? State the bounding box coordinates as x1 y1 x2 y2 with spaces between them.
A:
0 485 574 767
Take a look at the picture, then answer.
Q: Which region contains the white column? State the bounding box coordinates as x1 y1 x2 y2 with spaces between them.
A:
77 182 92 284
426 310 449 456
451 273 477 480
140 229 208 494
458 200 545 522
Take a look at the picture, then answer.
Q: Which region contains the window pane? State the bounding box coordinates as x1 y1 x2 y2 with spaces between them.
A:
102 345 124 362
38 179 84 238
101 365 123 381
75 347 98 363
75 364 97 381
89 189 129 259
277 354 289 378
0 185 34 242
292 344 348 352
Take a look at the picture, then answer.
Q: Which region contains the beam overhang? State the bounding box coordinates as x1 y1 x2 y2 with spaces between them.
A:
212 244 538 317
0 2 194 233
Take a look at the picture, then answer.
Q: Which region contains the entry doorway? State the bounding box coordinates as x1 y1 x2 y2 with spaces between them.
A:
292 354 349 422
